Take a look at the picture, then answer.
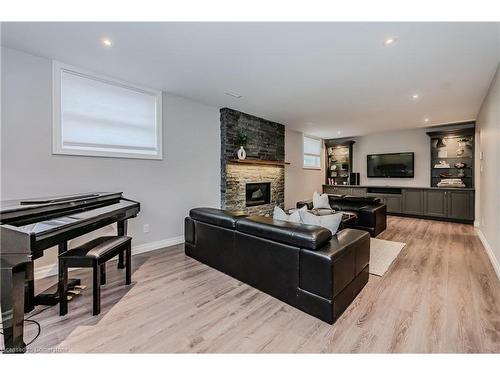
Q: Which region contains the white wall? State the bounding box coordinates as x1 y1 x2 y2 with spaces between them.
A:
1 47 221 270
284 128 324 208
476 62 500 279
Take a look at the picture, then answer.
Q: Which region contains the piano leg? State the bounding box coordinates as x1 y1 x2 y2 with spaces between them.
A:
1 265 27 353
24 261 35 313
117 220 128 269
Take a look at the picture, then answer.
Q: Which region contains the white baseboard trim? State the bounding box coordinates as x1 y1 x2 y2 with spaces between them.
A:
34 235 185 280
131 236 185 256
476 229 500 282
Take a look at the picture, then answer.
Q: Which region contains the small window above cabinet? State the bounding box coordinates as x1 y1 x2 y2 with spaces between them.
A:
324 139 354 186
427 125 475 188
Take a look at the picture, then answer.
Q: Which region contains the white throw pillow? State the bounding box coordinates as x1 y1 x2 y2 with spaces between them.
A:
299 210 343 235
312 191 330 209
273 206 306 224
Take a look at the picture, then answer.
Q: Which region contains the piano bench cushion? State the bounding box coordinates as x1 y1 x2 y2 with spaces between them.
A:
60 236 131 260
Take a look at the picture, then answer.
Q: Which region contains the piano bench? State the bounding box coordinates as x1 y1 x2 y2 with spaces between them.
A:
58 236 132 316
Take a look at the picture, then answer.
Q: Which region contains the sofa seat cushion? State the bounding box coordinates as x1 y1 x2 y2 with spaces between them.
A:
189 207 247 229
236 216 332 250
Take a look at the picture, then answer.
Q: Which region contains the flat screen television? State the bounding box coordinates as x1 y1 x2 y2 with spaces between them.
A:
367 152 414 178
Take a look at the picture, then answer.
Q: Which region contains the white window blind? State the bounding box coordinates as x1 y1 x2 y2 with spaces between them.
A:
53 62 163 159
303 135 322 169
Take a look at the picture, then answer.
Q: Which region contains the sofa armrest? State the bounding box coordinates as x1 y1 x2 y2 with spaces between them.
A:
296 199 314 210
184 217 195 244
357 204 387 237
299 229 370 300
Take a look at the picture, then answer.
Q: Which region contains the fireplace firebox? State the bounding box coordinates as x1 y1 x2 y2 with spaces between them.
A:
245 182 271 207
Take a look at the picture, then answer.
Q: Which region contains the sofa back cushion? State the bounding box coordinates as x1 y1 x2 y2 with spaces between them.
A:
342 195 380 204
236 216 332 250
189 207 247 229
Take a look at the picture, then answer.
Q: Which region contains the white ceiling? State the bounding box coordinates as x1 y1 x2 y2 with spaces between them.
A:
2 22 499 138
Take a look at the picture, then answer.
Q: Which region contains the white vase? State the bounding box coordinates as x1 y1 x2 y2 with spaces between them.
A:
237 146 246 160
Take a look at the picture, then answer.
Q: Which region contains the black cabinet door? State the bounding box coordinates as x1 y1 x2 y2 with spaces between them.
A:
385 195 402 214
402 189 423 215
423 190 447 217
447 191 473 221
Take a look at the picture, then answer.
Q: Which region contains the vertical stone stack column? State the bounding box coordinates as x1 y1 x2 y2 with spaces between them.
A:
220 108 285 215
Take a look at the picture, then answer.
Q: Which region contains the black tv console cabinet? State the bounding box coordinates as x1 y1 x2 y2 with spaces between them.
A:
323 184 474 224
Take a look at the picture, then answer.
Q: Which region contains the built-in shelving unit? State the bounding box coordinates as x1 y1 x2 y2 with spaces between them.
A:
324 139 354 185
427 125 475 188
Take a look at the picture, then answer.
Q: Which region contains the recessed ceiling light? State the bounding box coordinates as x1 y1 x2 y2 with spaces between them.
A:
411 93 419 100
102 38 113 47
224 92 242 99
424 118 430 123
337 130 342 135
383 37 397 46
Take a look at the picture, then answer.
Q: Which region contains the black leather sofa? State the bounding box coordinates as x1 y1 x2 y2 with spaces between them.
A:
185 207 370 324
296 195 387 237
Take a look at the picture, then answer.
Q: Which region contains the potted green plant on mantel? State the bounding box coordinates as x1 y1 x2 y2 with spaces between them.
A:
236 130 248 160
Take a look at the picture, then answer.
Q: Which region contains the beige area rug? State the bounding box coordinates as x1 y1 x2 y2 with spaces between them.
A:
369 238 406 276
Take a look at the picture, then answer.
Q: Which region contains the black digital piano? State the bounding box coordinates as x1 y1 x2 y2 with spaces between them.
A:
0 192 140 353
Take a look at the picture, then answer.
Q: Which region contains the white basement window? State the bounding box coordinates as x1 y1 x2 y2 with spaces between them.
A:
52 61 163 159
303 135 322 169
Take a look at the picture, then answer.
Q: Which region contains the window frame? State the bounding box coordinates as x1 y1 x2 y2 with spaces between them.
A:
302 134 322 170
52 61 163 160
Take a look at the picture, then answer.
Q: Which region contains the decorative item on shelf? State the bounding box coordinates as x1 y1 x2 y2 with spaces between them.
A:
236 130 247 160
237 146 246 160
331 164 337 170
439 172 453 178
436 138 447 148
457 169 465 178
434 161 451 168
438 149 448 158
331 171 337 177
454 162 466 169
437 178 465 188
458 137 471 148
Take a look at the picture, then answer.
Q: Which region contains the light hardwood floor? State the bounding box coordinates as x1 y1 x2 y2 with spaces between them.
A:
20 216 500 353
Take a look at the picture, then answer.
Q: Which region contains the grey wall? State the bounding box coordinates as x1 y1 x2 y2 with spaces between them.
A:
351 128 431 187
284 129 324 208
476 62 500 277
1 47 221 269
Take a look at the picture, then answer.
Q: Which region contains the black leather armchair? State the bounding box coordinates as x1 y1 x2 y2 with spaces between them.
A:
185 207 370 324
296 195 387 237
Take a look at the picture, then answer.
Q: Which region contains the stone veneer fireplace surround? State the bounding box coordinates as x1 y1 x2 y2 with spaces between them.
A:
220 108 285 215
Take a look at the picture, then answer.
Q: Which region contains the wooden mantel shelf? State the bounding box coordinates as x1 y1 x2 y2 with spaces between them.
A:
228 159 290 166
